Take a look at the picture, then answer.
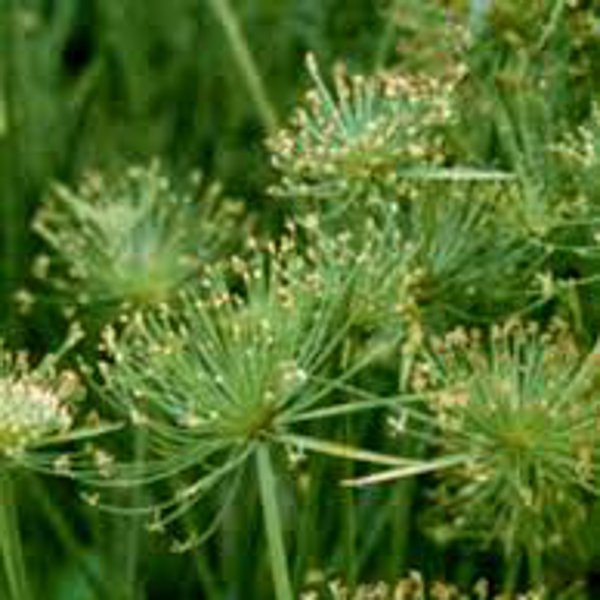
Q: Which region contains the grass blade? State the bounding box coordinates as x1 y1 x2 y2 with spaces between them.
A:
255 444 293 600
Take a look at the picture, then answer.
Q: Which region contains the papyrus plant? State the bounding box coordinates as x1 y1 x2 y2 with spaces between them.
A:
349 320 600 590
263 51 600 595
0 331 116 600
268 57 544 343
87 248 416 600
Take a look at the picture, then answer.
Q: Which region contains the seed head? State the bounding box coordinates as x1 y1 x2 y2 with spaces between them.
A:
0 378 71 457
96 249 405 534
267 55 456 201
33 162 236 316
416 321 600 557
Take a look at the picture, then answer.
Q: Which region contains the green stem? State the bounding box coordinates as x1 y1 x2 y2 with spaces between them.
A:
0 472 31 600
0 0 25 342
255 444 293 600
502 550 522 596
121 428 149 600
205 0 278 134
342 418 357 592
527 546 543 589
565 335 600 403
29 475 110 598
373 0 403 69
179 501 222 599
534 0 567 54
388 350 418 579
388 480 414 581
292 457 322 590
341 338 356 590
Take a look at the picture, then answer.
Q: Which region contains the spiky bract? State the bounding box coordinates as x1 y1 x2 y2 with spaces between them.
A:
268 55 457 202
0 336 112 472
33 163 233 313
96 248 397 533
414 321 600 557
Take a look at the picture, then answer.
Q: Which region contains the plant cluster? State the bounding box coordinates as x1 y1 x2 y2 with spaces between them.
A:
4 1 600 599
307 571 545 600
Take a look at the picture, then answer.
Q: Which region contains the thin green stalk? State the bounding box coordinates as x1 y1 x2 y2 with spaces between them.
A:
29 475 111 599
387 480 414 582
534 0 567 53
342 417 357 592
256 444 293 600
527 547 543 589
292 457 323 589
565 282 585 343
0 0 25 342
0 472 31 600
191 546 221 600
168 506 221 600
373 0 403 69
205 0 278 133
341 339 356 590
564 335 600 402
502 551 522 596
122 429 149 600
356 489 398 573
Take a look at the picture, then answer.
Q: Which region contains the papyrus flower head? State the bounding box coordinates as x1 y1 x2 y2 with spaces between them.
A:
33 162 235 315
414 320 600 557
268 54 456 201
95 249 406 539
0 377 71 457
0 334 112 470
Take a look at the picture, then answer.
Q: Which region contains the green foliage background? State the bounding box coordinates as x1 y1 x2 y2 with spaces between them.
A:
3 1 600 598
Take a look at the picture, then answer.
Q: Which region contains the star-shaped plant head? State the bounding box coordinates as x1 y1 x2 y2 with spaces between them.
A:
299 175 542 349
284 211 411 354
0 330 115 474
0 331 117 600
91 248 410 600
33 162 237 320
391 178 545 334
267 53 457 206
390 320 600 572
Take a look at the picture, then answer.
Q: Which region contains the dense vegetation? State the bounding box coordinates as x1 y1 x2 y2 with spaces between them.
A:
3 1 600 598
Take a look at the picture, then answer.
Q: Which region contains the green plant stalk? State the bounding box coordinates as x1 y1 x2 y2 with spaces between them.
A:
527 546 543 589
535 0 567 53
374 0 403 69
565 336 600 402
29 475 111 598
191 545 221 600
177 509 222 600
388 480 414 581
341 339 357 590
292 455 323 590
388 352 419 579
0 0 25 342
342 422 357 592
502 551 522 596
205 0 278 134
122 428 149 600
256 444 293 600
0 472 31 600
